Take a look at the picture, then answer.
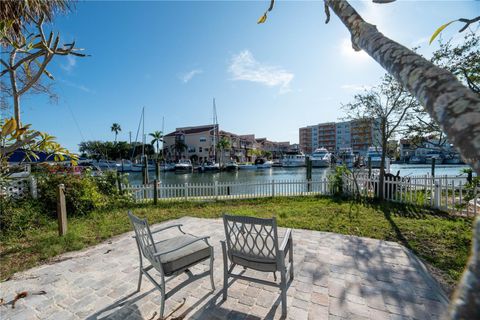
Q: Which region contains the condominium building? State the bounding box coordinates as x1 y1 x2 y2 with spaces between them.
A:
299 119 381 155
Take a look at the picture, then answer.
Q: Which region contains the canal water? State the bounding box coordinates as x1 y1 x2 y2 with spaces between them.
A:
126 164 471 185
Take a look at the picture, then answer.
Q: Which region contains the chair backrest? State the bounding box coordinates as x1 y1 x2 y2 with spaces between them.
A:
223 214 279 263
128 211 157 262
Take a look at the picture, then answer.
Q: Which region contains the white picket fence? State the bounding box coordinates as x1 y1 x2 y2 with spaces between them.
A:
344 173 478 216
124 179 332 202
123 174 478 215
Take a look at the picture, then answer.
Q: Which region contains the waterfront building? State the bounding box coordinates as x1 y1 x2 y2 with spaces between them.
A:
300 119 380 156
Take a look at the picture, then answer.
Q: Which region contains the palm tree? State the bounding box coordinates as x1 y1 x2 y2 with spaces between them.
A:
217 137 231 166
149 131 163 159
174 140 187 160
111 123 121 142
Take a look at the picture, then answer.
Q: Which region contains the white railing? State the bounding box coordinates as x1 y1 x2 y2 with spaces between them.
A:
123 174 478 216
124 179 331 202
343 173 478 216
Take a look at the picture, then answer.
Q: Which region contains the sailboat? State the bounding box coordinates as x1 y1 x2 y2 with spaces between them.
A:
203 98 220 172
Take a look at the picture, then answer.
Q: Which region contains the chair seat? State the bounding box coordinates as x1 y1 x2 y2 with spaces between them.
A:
153 234 211 275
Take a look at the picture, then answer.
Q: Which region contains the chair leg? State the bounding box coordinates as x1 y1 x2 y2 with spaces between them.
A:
159 275 166 319
289 238 294 280
136 242 143 292
221 241 228 301
209 247 215 291
280 267 287 317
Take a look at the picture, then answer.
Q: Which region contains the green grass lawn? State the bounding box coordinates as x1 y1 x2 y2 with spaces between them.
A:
0 196 473 291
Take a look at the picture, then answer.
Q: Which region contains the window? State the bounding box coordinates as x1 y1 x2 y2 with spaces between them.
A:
199 147 203 153
200 137 206 142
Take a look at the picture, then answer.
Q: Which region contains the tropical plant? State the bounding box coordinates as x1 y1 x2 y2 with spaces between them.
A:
149 130 163 158
174 140 187 160
111 123 121 142
216 136 231 165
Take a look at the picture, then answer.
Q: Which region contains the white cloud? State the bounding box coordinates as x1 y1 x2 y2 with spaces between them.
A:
340 38 370 62
228 50 294 93
341 84 373 91
59 79 93 93
60 55 76 72
180 69 203 83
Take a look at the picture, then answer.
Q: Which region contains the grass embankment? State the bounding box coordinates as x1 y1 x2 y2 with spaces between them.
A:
0 196 473 290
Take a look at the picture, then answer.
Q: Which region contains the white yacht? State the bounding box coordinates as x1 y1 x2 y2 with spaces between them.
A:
202 161 220 172
365 147 383 168
425 151 443 164
310 147 332 168
336 148 355 168
255 158 273 169
282 151 306 167
174 159 193 173
237 163 257 170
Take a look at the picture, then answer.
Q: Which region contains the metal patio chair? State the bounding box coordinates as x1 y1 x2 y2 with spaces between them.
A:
128 212 215 318
221 214 294 317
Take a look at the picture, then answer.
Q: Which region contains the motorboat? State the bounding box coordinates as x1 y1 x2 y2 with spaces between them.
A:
202 161 220 172
255 158 273 169
365 147 383 168
237 163 257 170
336 148 354 168
310 147 332 168
174 159 193 173
272 160 283 167
408 155 425 164
224 160 239 171
282 151 306 167
443 154 463 164
93 160 118 171
425 151 443 164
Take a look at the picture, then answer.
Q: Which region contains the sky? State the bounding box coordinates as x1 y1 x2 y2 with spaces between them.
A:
5 0 480 152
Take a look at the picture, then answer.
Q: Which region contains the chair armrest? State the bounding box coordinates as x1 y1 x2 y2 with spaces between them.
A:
151 224 184 234
279 228 292 252
153 236 210 257
132 224 184 238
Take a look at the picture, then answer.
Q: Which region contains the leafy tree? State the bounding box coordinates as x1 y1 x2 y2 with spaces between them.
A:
1 1 83 178
343 74 418 199
110 123 121 142
259 0 480 316
149 130 163 158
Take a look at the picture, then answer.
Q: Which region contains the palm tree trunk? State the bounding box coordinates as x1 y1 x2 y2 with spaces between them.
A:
325 1 480 318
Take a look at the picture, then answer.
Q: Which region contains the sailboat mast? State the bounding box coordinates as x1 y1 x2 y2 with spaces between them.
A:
213 98 217 161
142 107 145 157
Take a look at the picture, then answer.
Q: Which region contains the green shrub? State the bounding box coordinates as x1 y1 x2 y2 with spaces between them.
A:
328 165 349 196
0 197 49 235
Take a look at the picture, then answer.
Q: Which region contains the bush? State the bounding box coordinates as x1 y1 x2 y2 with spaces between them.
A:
36 171 133 217
0 197 49 235
328 165 349 196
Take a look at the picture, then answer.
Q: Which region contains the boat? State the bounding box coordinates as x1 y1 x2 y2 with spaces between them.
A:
310 147 332 168
255 158 273 169
444 154 463 164
336 148 354 168
237 163 257 170
202 161 220 172
272 160 283 167
282 151 306 167
408 155 425 164
365 147 383 168
224 160 239 171
174 159 193 173
425 151 443 164
93 160 118 171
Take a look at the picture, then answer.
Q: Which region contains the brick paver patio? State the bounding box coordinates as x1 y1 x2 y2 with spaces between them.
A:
0 217 449 319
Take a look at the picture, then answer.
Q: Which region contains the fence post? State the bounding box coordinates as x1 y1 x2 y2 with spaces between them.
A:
116 171 123 194
57 184 67 236
184 183 188 201
431 158 436 177
214 181 218 200
271 180 275 197
368 156 372 178
434 180 441 209
153 179 158 205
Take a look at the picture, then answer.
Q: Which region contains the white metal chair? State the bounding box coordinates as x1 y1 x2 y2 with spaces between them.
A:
128 212 214 318
221 214 294 316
